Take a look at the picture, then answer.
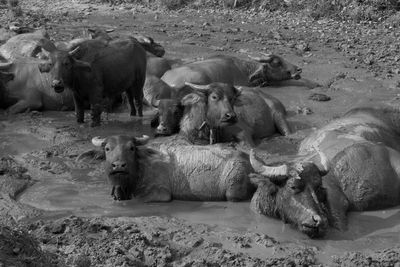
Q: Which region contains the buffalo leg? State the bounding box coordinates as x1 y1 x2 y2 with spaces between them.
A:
134 93 143 117
88 91 103 127
7 99 42 114
274 113 291 136
133 72 145 117
73 93 85 123
90 103 102 127
125 89 136 116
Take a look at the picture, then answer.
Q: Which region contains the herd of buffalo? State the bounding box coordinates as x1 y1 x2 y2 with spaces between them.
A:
1 28 400 239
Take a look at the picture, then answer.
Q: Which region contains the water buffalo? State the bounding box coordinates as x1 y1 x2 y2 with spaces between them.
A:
161 54 302 89
152 83 291 147
89 135 254 201
0 58 74 113
249 150 329 238
176 82 238 144
38 38 147 126
250 105 400 237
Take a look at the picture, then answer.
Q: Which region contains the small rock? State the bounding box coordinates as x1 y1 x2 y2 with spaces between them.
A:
296 106 313 115
309 93 331 102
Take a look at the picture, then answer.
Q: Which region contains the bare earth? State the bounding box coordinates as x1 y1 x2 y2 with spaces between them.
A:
1 0 400 266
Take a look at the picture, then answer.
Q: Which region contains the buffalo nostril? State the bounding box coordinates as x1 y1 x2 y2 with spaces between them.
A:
121 163 126 168
312 215 321 224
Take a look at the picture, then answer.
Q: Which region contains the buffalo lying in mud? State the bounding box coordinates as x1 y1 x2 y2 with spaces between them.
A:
0 58 74 113
89 135 254 202
160 82 239 144
38 37 147 126
79 134 333 239
161 54 302 89
0 30 49 60
250 105 400 236
152 82 291 147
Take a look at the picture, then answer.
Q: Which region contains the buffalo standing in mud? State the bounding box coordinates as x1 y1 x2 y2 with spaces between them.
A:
249 105 400 237
153 82 291 147
38 38 147 126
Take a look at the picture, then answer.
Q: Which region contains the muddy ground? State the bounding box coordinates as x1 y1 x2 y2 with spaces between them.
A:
1 0 400 266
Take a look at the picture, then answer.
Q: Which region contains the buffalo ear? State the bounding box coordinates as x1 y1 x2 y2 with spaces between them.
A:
181 93 201 106
249 173 278 195
72 58 92 72
38 62 52 73
134 135 150 146
76 149 105 162
38 38 57 53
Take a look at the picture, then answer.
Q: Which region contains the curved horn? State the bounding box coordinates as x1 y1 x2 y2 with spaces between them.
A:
184 82 210 91
92 136 107 147
68 46 80 57
248 55 262 61
249 149 288 178
0 62 12 70
313 145 329 174
135 135 150 145
260 52 273 58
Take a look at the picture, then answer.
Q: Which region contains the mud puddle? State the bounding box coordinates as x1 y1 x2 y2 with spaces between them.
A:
2 112 396 265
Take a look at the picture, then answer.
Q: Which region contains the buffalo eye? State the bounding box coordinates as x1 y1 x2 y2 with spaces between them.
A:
105 146 110 152
271 58 281 67
210 94 218 101
129 145 135 151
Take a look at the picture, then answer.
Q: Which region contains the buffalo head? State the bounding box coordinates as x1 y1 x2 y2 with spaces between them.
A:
134 34 165 57
248 54 302 86
183 82 238 128
38 40 92 93
92 135 150 201
152 98 184 136
249 150 329 238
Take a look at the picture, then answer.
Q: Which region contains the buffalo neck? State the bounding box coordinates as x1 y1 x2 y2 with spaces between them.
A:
180 102 210 144
232 58 261 78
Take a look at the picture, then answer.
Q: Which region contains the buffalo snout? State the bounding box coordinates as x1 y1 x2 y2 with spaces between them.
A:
156 122 169 135
52 79 64 93
110 160 128 174
300 214 328 238
291 67 302 80
221 112 237 124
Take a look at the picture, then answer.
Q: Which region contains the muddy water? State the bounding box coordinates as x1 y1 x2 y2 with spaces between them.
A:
2 109 400 265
